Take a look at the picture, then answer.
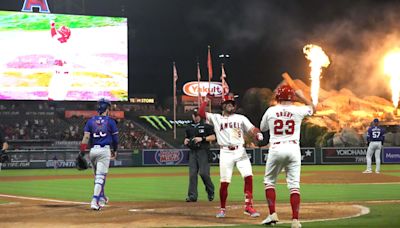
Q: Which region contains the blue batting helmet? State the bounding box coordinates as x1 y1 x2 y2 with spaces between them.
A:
97 98 111 114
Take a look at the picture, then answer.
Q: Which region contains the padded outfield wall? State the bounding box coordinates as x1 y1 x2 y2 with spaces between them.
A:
2 147 400 169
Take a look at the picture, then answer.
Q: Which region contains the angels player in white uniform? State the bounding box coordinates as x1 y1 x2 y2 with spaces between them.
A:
199 93 264 218
260 85 315 228
48 21 72 100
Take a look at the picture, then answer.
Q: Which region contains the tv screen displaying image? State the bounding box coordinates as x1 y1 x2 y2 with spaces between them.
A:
0 10 128 101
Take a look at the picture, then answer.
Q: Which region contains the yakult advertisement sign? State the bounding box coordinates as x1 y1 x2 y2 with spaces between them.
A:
183 81 225 97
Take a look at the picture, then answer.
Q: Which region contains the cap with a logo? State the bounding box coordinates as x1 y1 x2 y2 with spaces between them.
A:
373 118 379 123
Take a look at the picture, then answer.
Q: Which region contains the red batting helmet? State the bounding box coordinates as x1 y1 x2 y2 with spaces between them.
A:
275 85 295 101
221 93 236 107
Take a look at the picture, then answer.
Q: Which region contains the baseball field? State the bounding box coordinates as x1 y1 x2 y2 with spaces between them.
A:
0 164 399 227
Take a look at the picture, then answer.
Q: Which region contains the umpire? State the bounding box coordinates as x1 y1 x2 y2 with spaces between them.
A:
184 109 215 202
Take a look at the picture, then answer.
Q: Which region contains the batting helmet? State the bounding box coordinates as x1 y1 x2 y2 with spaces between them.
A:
275 85 296 101
221 93 236 107
97 98 111 114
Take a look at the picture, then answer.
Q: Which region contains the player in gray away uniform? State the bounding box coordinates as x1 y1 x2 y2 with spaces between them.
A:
80 98 119 210
363 118 385 174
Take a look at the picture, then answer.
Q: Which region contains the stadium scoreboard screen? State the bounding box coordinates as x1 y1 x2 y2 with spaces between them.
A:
0 10 128 101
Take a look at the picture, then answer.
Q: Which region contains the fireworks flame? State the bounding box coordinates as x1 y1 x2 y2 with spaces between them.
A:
383 50 400 108
303 44 330 106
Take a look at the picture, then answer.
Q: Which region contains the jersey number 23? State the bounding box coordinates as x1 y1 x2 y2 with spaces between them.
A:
274 119 295 135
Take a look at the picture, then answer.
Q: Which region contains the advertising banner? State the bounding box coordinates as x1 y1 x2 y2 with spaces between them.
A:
65 110 124 119
383 147 400 163
142 149 189 166
261 148 316 164
321 147 368 164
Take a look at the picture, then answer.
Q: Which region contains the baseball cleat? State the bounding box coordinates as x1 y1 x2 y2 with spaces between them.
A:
208 193 214 202
261 212 279 225
362 170 372 174
291 219 302 228
185 197 197 202
244 206 260 217
216 208 226 218
375 171 380 174
99 196 109 207
90 203 101 211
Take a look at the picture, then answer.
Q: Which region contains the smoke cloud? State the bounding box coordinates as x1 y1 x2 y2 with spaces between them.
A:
187 0 400 99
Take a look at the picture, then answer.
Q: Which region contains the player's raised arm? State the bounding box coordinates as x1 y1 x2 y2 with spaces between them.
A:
198 98 208 119
295 89 316 114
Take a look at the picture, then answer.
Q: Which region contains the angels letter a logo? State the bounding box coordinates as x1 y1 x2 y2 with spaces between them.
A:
22 0 50 13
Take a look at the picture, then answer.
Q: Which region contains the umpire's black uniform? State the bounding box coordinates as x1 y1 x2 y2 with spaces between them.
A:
185 114 215 202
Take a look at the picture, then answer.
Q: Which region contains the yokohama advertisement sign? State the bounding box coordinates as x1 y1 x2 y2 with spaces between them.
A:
321 147 369 164
183 81 225 97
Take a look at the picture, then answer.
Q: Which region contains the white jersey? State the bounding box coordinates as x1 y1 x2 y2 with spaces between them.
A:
206 112 255 146
260 104 313 144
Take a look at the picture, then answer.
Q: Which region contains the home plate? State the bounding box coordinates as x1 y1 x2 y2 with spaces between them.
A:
129 208 156 212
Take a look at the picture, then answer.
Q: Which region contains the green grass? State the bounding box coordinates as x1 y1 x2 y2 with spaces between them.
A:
2 164 398 177
0 165 399 227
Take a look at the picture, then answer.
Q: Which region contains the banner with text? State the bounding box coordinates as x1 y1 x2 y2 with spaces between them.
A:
65 110 124 119
321 147 369 164
142 149 189 166
383 147 400 163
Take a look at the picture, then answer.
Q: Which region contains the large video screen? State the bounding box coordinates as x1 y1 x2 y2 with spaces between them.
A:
0 11 128 101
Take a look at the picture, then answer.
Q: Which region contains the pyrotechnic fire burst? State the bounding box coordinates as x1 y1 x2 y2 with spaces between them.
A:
383 50 400 109
303 44 330 106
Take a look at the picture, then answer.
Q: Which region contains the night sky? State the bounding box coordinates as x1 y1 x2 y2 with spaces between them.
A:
2 0 400 105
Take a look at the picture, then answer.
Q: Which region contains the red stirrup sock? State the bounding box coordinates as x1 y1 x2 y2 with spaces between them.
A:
220 182 229 209
244 176 253 206
265 184 276 214
290 188 301 219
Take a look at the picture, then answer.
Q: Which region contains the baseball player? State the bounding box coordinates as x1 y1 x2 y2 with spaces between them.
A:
260 85 315 228
80 98 118 210
363 118 385 174
199 93 264 218
48 20 72 100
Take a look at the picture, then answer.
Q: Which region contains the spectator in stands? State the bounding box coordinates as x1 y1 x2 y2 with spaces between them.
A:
0 129 9 171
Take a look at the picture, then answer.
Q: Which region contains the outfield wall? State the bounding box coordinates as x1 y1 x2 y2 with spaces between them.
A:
2 147 399 169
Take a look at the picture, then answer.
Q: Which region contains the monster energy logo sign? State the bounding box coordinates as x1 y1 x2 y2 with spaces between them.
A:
140 115 191 131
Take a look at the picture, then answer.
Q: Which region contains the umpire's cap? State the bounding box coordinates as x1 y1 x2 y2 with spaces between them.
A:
97 98 111 114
